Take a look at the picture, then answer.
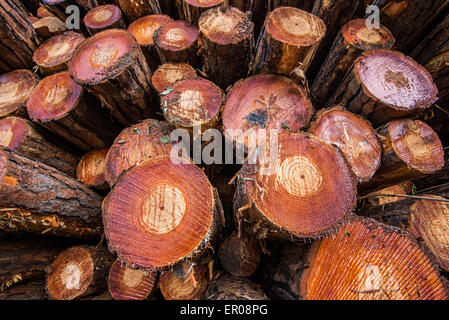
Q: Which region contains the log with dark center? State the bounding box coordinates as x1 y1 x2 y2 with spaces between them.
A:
301 218 448 300
329 49 438 126
127 14 173 70
46 246 114 300
0 70 39 118
250 6 326 76
154 20 200 67
308 106 382 183
103 155 224 269
116 0 163 23
360 119 444 193
151 62 197 93
160 78 223 130
33 31 85 75
84 5 126 35
104 119 174 187
176 0 224 26
222 74 314 149
198 6 254 89
234 131 357 240
219 232 261 277
311 19 395 108
26 71 119 152
68 29 157 125
32 16 67 40
0 0 39 72
204 274 269 300
0 117 79 177
76 149 108 190
108 259 157 300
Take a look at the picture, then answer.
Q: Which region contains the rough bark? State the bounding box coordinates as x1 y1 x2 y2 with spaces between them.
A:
176 0 225 26
151 62 197 93
204 274 269 300
76 149 108 190
0 279 47 299
84 4 126 35
116 0 162 23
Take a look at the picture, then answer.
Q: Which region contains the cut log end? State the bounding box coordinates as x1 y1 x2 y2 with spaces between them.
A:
302 218 448 300
0 70 39 117
160 78 222 128
308 106 382 183
199 6 253 45
387 119 444 174
342 19 395 51
205 274 269 300
184 0 224 7
68 29 139 85
76 149 108 189
33 31 85 74
0 117 29 150
108 259 156 300
32 17 67 39
154 20 199 52
219 233 261 277
83 5 124 33
103 156 216 269
151 63 197 93
128 14 173 46
26 71 82 122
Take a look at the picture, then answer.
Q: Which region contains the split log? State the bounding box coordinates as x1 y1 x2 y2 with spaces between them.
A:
204 274 269 300
127 14 173 70
26 71 120 152
300 218 448 300
218 232 260 277
233 131 357 240
104 119 174 186
76 149 108 190
311 19 395 108
32 16 67 40
151 62 197 93
0 69 39 118
154 20 200 67
308 106 382 183
0 279 47 300
160 78 223 131
46 246 114 300
222 74 314 148
250 6 326 76
328 50 438 126
68 29 157 125
103 155 224 269
0 117 79 177
108 259 156 300
176 0 224 26
198 6 254 89
0 0 40 72
360 119 444 193
159 257 210 300
32 31 85 75
116 0 163 22
84 5 126 35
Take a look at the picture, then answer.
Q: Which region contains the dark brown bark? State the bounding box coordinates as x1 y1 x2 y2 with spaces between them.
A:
26 72 120 152
116 0 162 23
176 0 225 26
0 279 47 300
198 6 254 89
0 0 40 73
204 274 269 300
84 4 126 35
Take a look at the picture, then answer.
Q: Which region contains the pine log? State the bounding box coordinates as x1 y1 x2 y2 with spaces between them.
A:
176 0 225 26
233 131 357 240
160 78 223 130
227 0 266 37
250 6 326 76
151 62 197 93
26 71 120 152
84 5 126 35
311 19 395 108
328 50 438 126
300 218 448 300
38 5 57 17
127 14 173 70
308 106 382 183
198 6 254 89
154 20 200 67
46 246 114 300
0 117 79 177
360 119 444 194
76 149 108 190
104 119 174 186
32 31 85 75
361 181 412 209
222 74 314 149
218 232 260 277
0 279 47 300
103 155 224 269
0 70 39 118
75 0 111 11
108 259 157 300
41 0 85 23
204 274 269 300
68 29 157 125
117 0 166 23
32 16 67 40
0 0 40 72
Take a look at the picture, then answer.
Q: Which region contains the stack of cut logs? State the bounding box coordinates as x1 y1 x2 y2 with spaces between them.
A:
1 0 449 300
